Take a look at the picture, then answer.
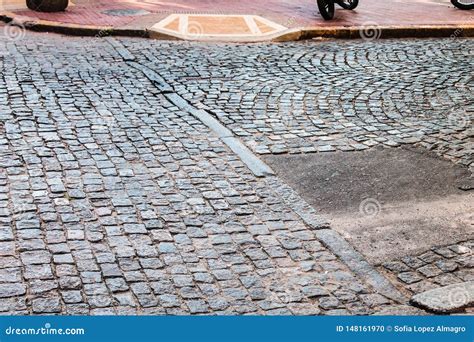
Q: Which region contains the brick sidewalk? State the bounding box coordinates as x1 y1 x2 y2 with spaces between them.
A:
1 0 473 41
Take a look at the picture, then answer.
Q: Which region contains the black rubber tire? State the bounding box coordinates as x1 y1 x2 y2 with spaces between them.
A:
451 0 474 9
336 0 359 10
26 0 69 12
317 0 335 20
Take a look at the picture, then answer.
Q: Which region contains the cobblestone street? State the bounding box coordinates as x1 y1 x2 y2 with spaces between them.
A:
0 30 472 315
381 240 473 300
124 38 473 169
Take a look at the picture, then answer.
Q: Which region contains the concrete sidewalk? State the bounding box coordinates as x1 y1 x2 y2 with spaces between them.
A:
1 0 474 42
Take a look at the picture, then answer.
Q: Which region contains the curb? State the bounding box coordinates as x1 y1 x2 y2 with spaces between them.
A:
265 177 330 230
283 24 474 41
0 11 149 38
315 229 407 304
2 11 474 41
266 174 406 304
164 93 275 178
116 43 275 178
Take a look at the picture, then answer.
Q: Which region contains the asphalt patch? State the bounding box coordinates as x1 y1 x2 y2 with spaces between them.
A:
265 146 469 214
265 146 474 263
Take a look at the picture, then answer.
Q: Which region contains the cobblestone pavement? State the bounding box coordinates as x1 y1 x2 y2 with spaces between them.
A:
122 38 473 172
381 240 474 313
0 32 417 315
0 31 471 315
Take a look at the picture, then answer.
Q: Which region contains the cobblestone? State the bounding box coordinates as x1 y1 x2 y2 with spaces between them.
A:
122 38 473 173
381 240 473 313
0 32 412 315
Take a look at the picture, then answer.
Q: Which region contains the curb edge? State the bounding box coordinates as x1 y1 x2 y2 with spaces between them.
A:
2 11 474 41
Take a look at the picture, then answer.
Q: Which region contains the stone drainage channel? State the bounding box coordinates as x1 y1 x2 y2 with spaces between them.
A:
104 37 473 314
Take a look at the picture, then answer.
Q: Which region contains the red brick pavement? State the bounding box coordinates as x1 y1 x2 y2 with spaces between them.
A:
14 5 136 26
3 0 474 31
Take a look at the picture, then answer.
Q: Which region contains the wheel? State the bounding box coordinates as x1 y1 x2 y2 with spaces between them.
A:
26 0 69 12
451 0 474 9
317 0 335 20
336 0 359 10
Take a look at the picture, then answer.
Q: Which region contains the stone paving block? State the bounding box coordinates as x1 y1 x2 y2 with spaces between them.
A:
0 284 27 298
411 281 474 314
